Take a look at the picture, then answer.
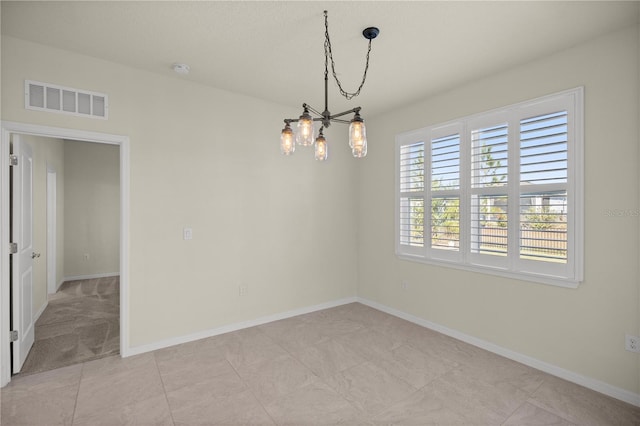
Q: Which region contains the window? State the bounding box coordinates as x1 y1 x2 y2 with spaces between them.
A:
395 88 583 287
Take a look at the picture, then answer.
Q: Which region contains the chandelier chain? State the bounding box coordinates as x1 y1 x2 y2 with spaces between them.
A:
324 11 372 101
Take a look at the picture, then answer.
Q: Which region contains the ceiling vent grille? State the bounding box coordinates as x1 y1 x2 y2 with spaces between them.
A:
25 80 108 119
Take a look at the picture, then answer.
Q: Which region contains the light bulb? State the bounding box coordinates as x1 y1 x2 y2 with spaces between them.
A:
350 113 367 158
349 112 367 158
296 109 315 146
349 119 365 148
315 130 328 161
280 123 295 155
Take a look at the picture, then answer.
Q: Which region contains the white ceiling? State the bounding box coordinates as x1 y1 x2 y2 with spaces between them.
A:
2 1 639 118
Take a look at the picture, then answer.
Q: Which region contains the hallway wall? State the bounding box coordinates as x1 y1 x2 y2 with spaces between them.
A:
63 141 119 278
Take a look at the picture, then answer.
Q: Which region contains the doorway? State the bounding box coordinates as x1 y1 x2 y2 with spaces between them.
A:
20 137 120 375
1 122 130 387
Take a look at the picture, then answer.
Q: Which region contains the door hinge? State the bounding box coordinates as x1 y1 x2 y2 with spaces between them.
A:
9 242 17 254
9 155 18 166
10 330 18 342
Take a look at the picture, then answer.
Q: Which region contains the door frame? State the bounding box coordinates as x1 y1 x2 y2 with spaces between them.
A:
46 167 57 295
0 121 130 387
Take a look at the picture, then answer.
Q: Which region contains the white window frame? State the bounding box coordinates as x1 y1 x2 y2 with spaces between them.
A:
395 87 584 288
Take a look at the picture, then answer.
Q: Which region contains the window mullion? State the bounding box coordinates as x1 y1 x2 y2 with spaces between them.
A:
459 122 470 265
507 111 520 272
424 131 431 258
569 89 584 281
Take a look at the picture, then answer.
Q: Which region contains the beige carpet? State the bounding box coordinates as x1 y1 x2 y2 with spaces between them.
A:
18 276 119 376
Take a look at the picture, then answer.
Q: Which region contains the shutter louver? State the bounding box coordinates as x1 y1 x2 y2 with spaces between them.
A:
471 124 508 188
519 190 568 263
399 197 425 247
470 123 509 256
520 112 567 185
400 142 425 192
519 111 568 263
431 196 460 250
431 134 460 190
431 134 460 251
471 194 508 256
399 142 425 248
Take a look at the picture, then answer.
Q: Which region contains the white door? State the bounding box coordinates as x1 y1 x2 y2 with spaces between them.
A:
11 136 35 374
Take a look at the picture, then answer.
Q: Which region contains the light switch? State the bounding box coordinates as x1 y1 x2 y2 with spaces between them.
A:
183 227 193 240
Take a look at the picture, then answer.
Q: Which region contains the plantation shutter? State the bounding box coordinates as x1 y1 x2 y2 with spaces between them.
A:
398 141 425 252
395 88 582 286
519 111 569 263
470 122 509 258
430 133 460 252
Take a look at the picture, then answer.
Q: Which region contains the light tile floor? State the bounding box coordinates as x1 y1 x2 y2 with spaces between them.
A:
1 302 639 425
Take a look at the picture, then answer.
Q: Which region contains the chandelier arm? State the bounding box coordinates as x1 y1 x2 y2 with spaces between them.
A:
304 104 324 117
324 11 373 101
284 108 361 125
328 107 361 120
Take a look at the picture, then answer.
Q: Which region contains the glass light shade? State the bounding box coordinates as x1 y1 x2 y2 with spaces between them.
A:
349 117 366 149
315 133 328 161
350 115 367 158
352 139 367 158
280 124 295 155
296 111 315 146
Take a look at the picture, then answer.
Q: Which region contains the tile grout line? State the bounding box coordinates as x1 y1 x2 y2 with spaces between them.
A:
238 321 374 423
224 352 280 425
525 388 578 425
499 400 530 426
69 361 85 426
152 351 177 426
361 342 461 422
272 322 388 422
514 369 578 425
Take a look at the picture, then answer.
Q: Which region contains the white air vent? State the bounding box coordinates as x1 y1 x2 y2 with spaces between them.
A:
25 80 108 119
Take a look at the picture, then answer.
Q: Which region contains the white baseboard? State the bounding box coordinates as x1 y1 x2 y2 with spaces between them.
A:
357 297 640 408
33 300 48 322
124 297 358 357
63 272 119 282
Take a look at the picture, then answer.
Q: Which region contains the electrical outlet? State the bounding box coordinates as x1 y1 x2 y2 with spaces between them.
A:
239 284 248 297
183 227 193 240
625 334 640 353
401 280 409 290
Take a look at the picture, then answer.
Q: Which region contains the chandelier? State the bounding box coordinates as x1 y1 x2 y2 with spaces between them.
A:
280 11 379 161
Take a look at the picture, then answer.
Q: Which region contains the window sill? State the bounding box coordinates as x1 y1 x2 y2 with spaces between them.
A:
396 253 581 289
